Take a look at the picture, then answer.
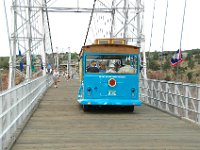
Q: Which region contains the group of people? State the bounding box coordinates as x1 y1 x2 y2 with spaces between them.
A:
87 60 136 74
52 69 70 88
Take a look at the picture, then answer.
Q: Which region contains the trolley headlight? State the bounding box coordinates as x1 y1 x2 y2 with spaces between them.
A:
131 88 135 92
87 87 92 96
131 88 135 97
87 87 92 92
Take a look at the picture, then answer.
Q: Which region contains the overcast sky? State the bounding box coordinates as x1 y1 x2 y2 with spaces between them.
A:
145 0 200 53
0 0 200 57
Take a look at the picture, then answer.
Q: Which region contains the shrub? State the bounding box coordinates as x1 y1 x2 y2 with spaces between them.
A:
187 72 193 81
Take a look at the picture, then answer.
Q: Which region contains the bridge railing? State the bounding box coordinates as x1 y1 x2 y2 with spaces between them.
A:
140 78 200 124
0 75 53 150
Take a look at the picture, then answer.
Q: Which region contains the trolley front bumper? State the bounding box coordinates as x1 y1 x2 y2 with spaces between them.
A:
77 98 142 106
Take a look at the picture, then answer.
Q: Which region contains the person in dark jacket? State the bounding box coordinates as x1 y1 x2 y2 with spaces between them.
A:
87 60 99 73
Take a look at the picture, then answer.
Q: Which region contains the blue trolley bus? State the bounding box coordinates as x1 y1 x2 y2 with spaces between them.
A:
77 38 142 111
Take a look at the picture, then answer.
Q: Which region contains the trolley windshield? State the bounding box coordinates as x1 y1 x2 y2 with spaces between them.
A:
86 55 138 74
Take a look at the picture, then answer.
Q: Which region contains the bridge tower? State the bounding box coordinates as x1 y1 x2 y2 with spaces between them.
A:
8 0 146 88
8 0 49 88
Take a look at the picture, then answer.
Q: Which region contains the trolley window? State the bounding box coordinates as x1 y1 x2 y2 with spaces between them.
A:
86 55 138 74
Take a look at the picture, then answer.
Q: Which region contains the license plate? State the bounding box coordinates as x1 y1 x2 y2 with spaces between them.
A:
108 90 116 96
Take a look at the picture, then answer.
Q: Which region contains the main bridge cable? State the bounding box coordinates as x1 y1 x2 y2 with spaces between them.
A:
83 0 97 46
44 0 54 58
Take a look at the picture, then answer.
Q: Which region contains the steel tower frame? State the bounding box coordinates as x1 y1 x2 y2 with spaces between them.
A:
8 0 146 88
9 0 48 88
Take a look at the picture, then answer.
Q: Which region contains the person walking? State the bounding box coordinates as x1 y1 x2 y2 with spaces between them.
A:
53 69 59 88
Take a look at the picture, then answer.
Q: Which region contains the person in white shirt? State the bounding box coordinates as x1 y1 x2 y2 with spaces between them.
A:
53 69 59 88
118 65 136 74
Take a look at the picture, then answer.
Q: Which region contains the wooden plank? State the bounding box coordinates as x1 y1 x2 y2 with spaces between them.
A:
11 79 200 150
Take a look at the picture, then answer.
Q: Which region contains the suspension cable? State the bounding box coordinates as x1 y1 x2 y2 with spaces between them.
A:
147 0 156 67
176 0 187 80
84 0 97 46
160 0 168 71
44 0 54 57
179 0 187 49
3 0 12 57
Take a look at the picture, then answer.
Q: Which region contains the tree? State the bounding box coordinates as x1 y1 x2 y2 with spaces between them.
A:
0 57 9 69
152 51 159 60
71 52 78 60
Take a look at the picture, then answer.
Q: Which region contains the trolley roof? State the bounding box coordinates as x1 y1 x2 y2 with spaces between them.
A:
79 38 140 57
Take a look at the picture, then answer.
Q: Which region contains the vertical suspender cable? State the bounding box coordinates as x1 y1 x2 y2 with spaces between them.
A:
160 0 168 71
179 0 187 49
176 0 187 79
147 0 156 68
3 0 12 54
84 0 97 46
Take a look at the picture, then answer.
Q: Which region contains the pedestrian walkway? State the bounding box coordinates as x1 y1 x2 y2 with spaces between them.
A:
11 78 200 150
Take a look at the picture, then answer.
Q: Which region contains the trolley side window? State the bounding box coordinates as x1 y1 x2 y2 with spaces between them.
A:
85 55 138 74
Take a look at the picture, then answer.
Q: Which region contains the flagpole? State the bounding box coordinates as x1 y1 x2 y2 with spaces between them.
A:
176 63 178 81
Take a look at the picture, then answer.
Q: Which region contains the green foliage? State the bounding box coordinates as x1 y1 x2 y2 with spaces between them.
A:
0 57 9 69
149 60 160 71
194 53 200 59
163 61 171 70
196 72 199 78
185 53 192 61
187 72 193 81
194 53 200 64
190 49 200 55
71 52 78 60
179 66 187 73
165 75 171 81
188 59 195 69
152 51 159 60
147 49 200 83
63 52 78 60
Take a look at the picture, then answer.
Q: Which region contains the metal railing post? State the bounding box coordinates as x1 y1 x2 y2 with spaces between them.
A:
144 79 148 103
157 81 161 109
174 84 178 115
150 80 154 105
0 96 3 150
197 86 200 123
165 83 169 111
185 86 189 118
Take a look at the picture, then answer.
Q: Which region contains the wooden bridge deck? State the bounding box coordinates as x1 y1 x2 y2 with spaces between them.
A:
12 78 200 150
